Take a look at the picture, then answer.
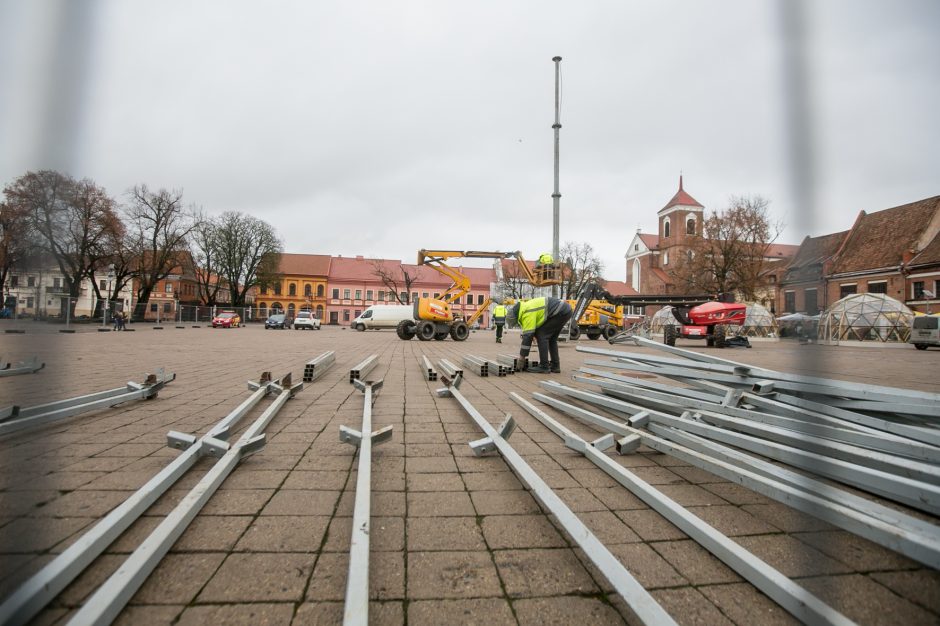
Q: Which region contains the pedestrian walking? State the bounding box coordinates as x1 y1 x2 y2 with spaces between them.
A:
493 303 507 343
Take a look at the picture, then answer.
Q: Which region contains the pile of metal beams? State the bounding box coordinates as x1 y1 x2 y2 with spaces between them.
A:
419 355 438 381
304 351 336 382
461 355 490 377
349 354 378 383
437 358 463 380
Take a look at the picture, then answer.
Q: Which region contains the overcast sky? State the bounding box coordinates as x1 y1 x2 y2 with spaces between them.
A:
2 1 938 281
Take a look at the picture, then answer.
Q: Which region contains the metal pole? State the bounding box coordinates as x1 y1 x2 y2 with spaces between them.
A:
551 55 562 299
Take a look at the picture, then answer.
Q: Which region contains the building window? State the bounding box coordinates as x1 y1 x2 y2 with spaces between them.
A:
412 292 418 302
355 289 362 300
784 291 796 313
26 297 33 309
274 283 282 295
378 291 385 301
423 292 429 298
631 259 641 291
288 303 296 316
839 284 857 299
433 293 440 299
304 284 312 297
344 289 351 299
400 292 408 303
634 244 639 251
260 286 267 295
54 277 61 288
10 275 17 287
316 304 324 318
466 294 473 304
332 288 339 299
27 276 35 287
99 279 107 290
317 284 324 297
687 217 696 235
289 283 296 296
259 303 267 316
663 218 671 238
366 290 373 301
166 283 173 294
163 302 172 313
913 281 925 299
663 252 669 266
354 310 361 318
805 288 818 315
478 294 485 305
343 310 350 321
271 301 283 312
151 303 158 312
867 281 887 295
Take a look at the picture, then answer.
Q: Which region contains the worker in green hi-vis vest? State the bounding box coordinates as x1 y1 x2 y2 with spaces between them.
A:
493 304 507 343
507 297 572 373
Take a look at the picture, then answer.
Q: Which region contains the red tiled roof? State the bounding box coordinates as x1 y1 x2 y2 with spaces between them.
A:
764 243 800 259
830 196 940 274
603 280 639 296
328 255 497 288
638 233 660 249
661 175 703 211
328 256 403 281
278 253 331 276
910 231 940 267
650 267 673 285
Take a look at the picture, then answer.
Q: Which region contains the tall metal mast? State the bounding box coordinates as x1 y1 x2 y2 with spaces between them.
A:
552 56 562 298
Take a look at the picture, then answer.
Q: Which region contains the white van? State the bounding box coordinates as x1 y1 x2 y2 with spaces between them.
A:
352 305 413 331
910 313 940 350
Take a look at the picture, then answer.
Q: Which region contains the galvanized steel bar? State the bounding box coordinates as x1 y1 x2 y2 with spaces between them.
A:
539 381 940 515
68 375 300 626
461 355 488 377
512 393 857 625
341 379 393 626
437 359 462 379
0 373 277 626
419 355 438 381
435 374 677 626
304 351 336 382
530 390 940 569
0 370 176 437
0 355 44 377
349 355 379 383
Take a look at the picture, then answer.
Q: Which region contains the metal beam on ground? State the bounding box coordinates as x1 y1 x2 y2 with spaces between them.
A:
0 370 176 437
437 359 462 379
304 351 336 382
525 392 940 571
434 374 677 626
67 374 301 626
461 355 488 377
349 355 379 383
419 355 438 381
341 379 393 626
0 355 45 377
0 373 277 626
512 393 856 625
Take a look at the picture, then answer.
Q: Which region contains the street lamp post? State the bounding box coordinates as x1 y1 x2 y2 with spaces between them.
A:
102 266 115 329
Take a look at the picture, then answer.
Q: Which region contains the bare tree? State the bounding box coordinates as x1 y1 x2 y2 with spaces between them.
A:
125 184 194 314
0 199 37 295
189 211 225 305
495 260 538 301
5 171 121 315
559 241 604 298
214 211 282 307
371 260 416 303
670 195 782 299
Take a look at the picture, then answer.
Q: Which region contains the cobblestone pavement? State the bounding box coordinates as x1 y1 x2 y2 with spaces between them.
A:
0 323 938 625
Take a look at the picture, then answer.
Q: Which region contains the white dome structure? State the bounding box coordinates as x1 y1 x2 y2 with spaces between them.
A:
740 303 778 338
649 306 677 333
819 293 913 343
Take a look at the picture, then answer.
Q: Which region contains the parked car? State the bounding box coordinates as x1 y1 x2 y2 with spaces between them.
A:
293 310 321 330
211 311 241 328
352 305 413 331
910 313 940 350
265 313 291 329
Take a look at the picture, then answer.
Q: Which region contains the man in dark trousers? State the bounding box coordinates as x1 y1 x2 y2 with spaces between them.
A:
508 297 572 373
493 303 507 343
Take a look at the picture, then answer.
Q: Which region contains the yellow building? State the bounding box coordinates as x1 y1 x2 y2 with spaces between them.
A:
256 254 332 320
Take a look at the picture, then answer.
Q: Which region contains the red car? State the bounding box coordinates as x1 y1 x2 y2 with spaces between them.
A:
211 311 241 328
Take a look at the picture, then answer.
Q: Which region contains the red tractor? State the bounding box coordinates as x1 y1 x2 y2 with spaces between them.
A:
664 300 747 348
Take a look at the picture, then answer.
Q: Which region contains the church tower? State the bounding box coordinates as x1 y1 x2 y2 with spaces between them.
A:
657 175 704 268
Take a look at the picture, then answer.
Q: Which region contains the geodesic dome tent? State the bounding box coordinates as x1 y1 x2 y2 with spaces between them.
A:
739 303 778 337
649 306 676 334
819 293 913 343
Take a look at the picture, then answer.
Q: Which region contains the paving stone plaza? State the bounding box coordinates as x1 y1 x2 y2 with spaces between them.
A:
0 323 938 625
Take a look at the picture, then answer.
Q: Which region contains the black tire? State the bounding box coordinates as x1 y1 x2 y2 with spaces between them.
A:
433 332 448 341
450 321 469 341
396 319 416 340
416 320 436 341
714 324 727 349
603 325 618 340
356 323 365 332
706 336 715 347
568 324 581 340
915 343 928 350
587 331 601 341
664 325 677 346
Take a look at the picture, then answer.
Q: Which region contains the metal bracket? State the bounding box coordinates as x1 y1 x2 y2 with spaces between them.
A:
591 433 616 452
497 414 515 439
752 380 776 395
371 425 394 446
469 436 497 456
166 431 197 450
340 424 394 448
247 371 274 391
202 436 231 458
353 378 384 395
238 434 267 459
615 434 642 455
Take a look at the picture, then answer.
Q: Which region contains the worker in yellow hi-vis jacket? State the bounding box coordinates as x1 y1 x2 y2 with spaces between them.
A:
493 304 507 343
507 297 572 373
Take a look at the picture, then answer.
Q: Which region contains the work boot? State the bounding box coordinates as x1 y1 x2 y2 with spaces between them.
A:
528 364 550 373
549 363 561 373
